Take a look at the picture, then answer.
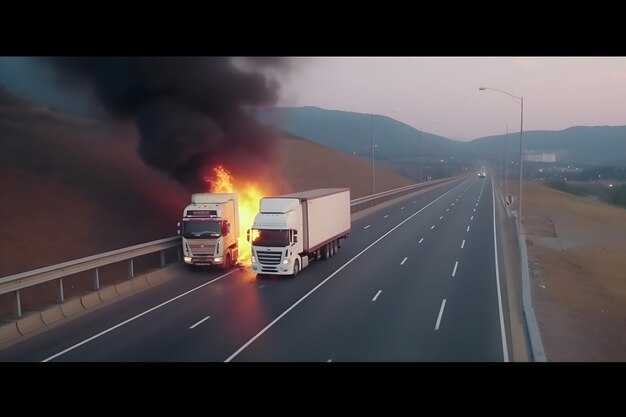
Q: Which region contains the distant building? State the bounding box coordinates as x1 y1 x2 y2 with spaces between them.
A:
524 151 557 162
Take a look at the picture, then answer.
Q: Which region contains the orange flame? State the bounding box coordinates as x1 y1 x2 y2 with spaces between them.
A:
203 165 269 266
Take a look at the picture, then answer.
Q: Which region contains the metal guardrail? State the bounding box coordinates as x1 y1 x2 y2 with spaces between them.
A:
0 237 180 317
493 180 547 362
0 176 462 319
350 176 462 213
515 218 547 362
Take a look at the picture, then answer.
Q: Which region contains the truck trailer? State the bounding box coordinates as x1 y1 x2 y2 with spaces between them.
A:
249 188 350 276
178 193 239 269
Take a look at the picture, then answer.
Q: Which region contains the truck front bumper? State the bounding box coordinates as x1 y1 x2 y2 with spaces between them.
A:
185 256 223 266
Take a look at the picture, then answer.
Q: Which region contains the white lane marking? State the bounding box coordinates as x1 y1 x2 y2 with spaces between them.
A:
478 175 486 200
473 208 476 212
400 257 408 265
440 216 443 220
435 299 447 330
224 177 473 362
466 225 471 232
446 208 450 212
431 225 435 230
461 239 465 249
471 216 474 221
364 225 371 229
419 238 424 244
384 214 389 218
452 203 455 206
372 290 382 302
476 203 479 207
42 269 239 362
452 261 459 277
189 316 211 329
492 175 510 362
401 206 405 210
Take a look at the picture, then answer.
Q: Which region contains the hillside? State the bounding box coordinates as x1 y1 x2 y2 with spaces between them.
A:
521 181 626 360
256 106 626 168
472 126 626 165
0 95 414 277
255 106 475 180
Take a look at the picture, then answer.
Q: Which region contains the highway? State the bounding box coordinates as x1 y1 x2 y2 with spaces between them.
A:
0 173 512 362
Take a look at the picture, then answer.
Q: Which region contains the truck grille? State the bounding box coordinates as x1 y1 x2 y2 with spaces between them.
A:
189 243 216 256
257 251 282 265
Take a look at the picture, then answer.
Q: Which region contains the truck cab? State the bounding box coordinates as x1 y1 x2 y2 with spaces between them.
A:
249 198 304 275
179 193 239 269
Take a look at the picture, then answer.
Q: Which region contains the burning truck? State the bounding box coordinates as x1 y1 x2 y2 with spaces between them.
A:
178 193 239 269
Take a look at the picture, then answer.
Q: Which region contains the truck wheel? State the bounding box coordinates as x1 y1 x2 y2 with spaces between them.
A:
322 243 330 260
334 240 339 254
292 259 300 277
330 241 335 257
223 253 231 270
316 250 322 261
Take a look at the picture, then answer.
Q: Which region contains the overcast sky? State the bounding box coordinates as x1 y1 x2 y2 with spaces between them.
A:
2 57 626 141
277 57 626 140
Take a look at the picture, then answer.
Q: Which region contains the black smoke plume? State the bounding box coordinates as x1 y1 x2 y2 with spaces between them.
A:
44 57 289 191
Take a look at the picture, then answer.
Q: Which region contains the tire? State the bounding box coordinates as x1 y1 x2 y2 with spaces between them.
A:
322 243 330 260
316 250 322 261
292 259 300 277
334 240 339 254
223 253 231 270
330 240 335 257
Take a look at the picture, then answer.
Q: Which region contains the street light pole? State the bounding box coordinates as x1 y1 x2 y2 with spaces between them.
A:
479 87 524 225
519 97 524 222
418 122 437 182
505 124 509 197
371 113 375 195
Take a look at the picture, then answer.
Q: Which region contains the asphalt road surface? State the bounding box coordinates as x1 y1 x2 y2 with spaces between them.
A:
0 173 511 362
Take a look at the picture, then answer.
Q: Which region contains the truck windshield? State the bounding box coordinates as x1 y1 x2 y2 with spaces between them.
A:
182 220 221 238
252 229 289 247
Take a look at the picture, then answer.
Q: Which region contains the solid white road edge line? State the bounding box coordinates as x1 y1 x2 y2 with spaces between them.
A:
491 174 510 362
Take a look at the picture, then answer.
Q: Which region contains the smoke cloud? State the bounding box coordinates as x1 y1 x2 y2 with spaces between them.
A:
44 57 290 191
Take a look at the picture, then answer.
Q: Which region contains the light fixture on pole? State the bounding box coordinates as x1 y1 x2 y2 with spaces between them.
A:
479 87 524 224
418 122 438 182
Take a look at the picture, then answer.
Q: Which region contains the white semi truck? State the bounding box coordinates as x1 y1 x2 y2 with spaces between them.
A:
249 188 351 276
178 193 239 269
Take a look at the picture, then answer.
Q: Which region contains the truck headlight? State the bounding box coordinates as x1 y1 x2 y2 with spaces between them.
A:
214 256 223 263
252 256 256 263
282 259 289 264
184 256 192 264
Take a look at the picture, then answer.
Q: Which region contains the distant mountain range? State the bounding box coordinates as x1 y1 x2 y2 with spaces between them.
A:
472 126 626 165
255 106 626 168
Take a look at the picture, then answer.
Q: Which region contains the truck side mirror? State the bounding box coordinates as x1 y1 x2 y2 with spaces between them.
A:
246 229 251 243
221 220 229 236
